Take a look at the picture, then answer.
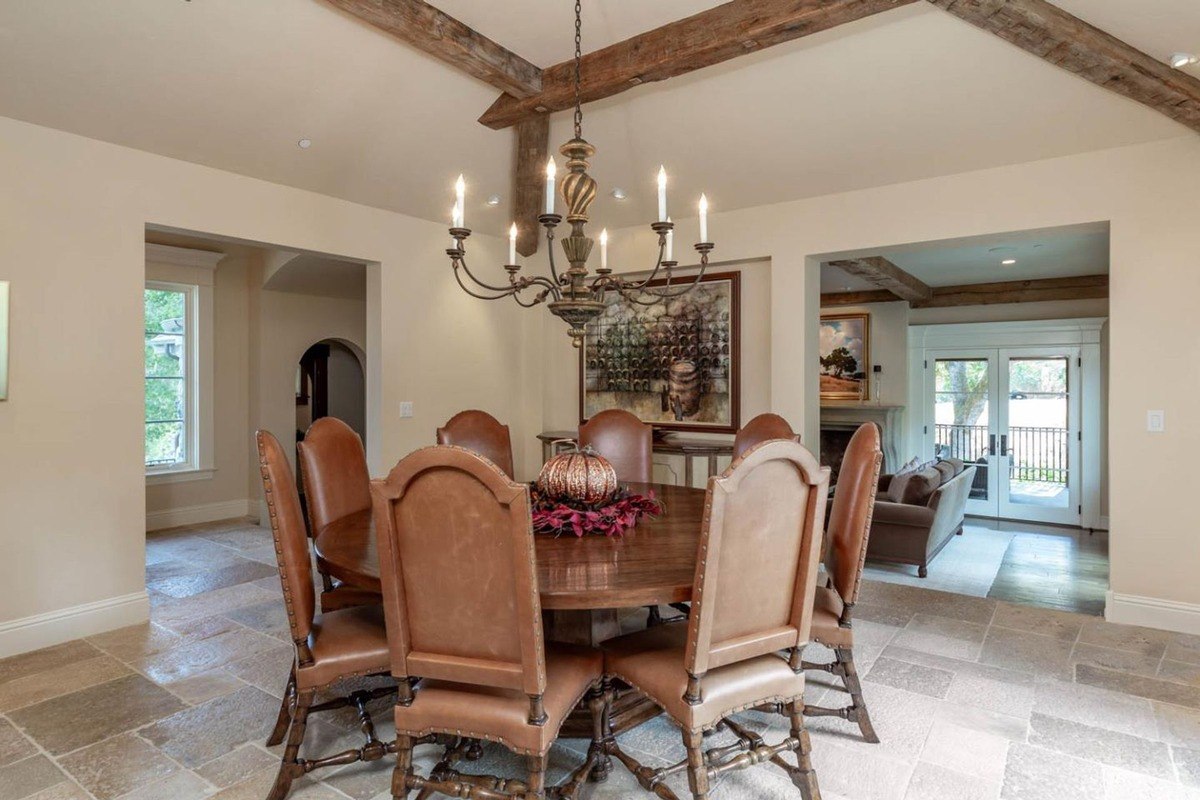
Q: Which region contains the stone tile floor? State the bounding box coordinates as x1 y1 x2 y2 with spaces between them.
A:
1 517 1198 800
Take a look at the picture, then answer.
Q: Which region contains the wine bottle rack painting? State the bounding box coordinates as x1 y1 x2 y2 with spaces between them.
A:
579 271 740 433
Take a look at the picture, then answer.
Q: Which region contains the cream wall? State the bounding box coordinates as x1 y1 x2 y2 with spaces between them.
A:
586 135 1200 630
0 115 525 655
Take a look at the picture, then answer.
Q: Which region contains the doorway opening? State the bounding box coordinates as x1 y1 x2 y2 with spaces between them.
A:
295 338 366 496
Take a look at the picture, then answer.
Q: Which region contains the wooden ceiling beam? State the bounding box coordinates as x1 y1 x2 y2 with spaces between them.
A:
323 0 542 99
927 0 1200 134
826 256 932 303
821 273 1108 308
478 0 920 130
513 116 549 257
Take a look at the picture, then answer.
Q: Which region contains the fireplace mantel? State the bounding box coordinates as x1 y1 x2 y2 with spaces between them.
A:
820 403 905 473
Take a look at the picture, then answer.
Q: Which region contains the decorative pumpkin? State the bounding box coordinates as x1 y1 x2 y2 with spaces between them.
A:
536 443 618 505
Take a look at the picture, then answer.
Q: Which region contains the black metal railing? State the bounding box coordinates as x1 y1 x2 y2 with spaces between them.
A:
934 423 1068 484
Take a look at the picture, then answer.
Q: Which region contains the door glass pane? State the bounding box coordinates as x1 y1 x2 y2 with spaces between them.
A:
934 359 990 501
1006 357 1069 508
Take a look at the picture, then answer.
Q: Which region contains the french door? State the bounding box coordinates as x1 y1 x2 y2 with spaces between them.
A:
926 346 1081 526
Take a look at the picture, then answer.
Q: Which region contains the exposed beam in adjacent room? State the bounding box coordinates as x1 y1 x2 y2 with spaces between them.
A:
478 0 920 129
826 256 933 303
512 116 549 257
927 0 1200 134
322 0 543 99
820 273 1109 307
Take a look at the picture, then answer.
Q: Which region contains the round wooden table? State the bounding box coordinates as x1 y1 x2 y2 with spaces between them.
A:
313 482 705 736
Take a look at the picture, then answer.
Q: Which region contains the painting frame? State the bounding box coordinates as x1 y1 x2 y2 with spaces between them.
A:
819 312 870 401
578 270 741 434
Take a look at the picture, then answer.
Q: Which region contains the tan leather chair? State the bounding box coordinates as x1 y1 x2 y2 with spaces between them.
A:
732 412 799 461
256 431 395 800
371 445 607 799
297 417 381 611
600 440 830 800
804 422 883 743
436 409 515 478
579 409 652 484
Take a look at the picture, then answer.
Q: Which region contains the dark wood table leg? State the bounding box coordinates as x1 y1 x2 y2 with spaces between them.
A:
544 609 662 740
684 456 694 488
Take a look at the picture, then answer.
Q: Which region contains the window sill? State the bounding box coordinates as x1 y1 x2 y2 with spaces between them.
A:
146 467 215 486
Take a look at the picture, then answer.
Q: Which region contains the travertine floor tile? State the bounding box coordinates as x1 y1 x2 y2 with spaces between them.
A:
1001 743 1104 800
0 717 36 767
1102 765 1200 800
1077 619 1169 658
905 762 1000 800
57 733 179 800
979 626 1074 679
148 559 277 600
0 655 131 713
1174 745 1200 788
920 719 1009 782
1076 664 1200 709
8 674 185 756
0 641 102 687
0 755 67 800
117 769 216 800
141 685 280 768
1027 712 1174 780
1032 677 1157 739
892 613 987 660
865 656 953 699
194 744 278 789
992 602 1085 641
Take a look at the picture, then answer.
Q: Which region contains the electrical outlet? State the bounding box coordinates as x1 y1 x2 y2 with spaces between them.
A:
399 401 414 419
1147 410 1165 432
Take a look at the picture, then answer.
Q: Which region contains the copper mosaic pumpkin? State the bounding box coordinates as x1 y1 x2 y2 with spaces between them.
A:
536 444 618 504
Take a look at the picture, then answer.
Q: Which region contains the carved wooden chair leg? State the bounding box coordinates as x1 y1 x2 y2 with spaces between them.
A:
526 753 548 800
393 733 414 800
683 728 710 800
267 688 314 800
586 678 613 782
267 668 297 747
787 701 821 800
836 647 878 743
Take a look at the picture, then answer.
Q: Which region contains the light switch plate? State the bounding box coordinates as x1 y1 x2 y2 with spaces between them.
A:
399 401 414 419
1147 410 1165 432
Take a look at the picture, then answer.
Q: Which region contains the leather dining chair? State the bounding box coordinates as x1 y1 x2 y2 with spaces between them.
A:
600 439 831 800
436 409 515 478
256 431 396 800
579 409 652 484
801 422 883 742
371 445 608 800
297 417 381 611
732 412 800 461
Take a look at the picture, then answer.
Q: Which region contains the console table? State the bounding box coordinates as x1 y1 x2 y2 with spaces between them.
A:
536 430 734 487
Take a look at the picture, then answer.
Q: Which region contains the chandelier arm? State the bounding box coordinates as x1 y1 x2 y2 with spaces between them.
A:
513 289 551 308
452 266 520 301
612 239 669 293
456 258 525 294
636 258 712 299
521 275 563 296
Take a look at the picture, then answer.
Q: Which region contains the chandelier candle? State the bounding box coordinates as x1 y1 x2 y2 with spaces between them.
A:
454 175 465 228
545 158 556 215
443 0 715 347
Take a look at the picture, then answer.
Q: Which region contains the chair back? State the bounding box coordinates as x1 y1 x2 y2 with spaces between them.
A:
826 423 883 605
732 413 799 461
370 446 546 699
685 440 830 676
578 409 652 484
435 410 515 479
298 417 372 535
256 430 315 645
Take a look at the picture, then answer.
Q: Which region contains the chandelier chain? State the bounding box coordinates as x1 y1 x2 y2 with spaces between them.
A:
573 0 583 139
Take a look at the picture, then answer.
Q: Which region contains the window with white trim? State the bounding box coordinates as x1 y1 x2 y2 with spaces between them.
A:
144 281 197 471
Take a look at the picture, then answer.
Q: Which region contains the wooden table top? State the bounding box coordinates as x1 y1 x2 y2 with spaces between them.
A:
313 482 705 611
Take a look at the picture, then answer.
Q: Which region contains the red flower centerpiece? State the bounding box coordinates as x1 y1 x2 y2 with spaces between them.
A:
531 444 661 537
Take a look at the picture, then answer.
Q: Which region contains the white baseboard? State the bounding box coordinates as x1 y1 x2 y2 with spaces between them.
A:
1106 591 1200 635
0 592 150 659
146 498 255 531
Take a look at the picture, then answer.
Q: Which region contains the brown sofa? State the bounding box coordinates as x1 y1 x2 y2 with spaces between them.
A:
865 458 976 578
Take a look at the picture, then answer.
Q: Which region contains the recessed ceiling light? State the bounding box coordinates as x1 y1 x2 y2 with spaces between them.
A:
1001 259 1017 265
486 194 501 206
611 188 627 200
297 138 312 149
1170 52 1199 69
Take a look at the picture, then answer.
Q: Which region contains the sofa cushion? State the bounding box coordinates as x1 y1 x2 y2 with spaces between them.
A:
888 466 942 505
942 457 965 476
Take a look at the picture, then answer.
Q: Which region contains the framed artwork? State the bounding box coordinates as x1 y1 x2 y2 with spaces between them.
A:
579 271 740 433
819 312 870 401
0 281 7 401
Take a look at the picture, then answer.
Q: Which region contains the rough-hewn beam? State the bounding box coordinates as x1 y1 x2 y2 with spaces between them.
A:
479 0 919 129
821 274 1108 307
513 116 549 257
323 0 542 99
928 0 1200 134
827 256 932 303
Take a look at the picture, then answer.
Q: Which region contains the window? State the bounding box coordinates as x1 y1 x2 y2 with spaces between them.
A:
145 282 197 471
144 242 219 483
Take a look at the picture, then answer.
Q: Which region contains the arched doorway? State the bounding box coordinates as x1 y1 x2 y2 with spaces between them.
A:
296 337 366 458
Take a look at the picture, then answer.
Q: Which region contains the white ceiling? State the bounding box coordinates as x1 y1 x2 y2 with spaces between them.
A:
820 222 1110 293
0 1 1194 237
263 253 366 300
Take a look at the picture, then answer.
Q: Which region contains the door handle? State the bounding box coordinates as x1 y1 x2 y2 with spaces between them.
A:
988 434 997 457
1000 434 1009 457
